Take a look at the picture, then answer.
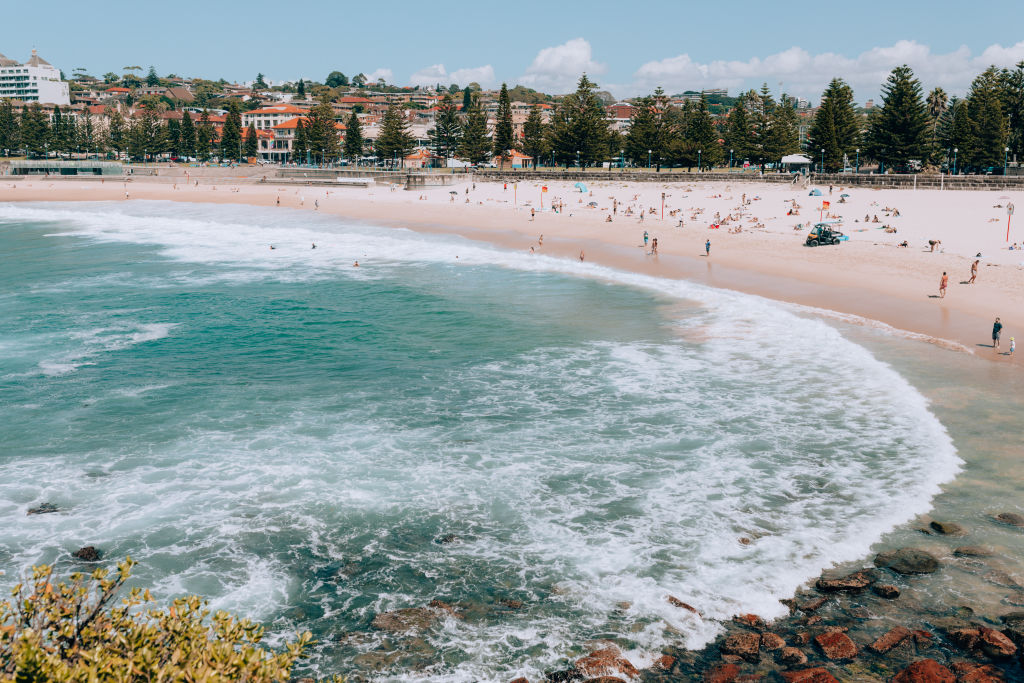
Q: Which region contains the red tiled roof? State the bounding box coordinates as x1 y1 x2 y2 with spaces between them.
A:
245 104 307 115
272 116 346 130
106 87 131 93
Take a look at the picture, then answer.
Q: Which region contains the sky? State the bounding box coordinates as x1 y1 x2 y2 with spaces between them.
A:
5 0 1024 103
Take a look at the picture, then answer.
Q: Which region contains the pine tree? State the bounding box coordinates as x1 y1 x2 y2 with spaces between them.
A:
462 86 473 112
76 109 99 154
292 118 309 163
19 104 50 158
806 78 860 172
0 99 19 154
967 67 1008 169
343 111 363 160
492 83 515 164
457 95 490 164
865 65 930 170
127 109 165 160
939 98 973 171
146 66 160 87
297 79 306 98
521 105 547 169
220 102 243 161
546 74 609 167
752 84 776 169
376 101 415 166
304 97 341 161
255 73 268 89
763 94 801 163
430 93 461 160
196 109 214 161
179 109 196 158
166 118 181 157
106 107 127 156
625 95 660 167
684 97 723 169
724 99 755 166
244 123 259 159
1000 62 1024 161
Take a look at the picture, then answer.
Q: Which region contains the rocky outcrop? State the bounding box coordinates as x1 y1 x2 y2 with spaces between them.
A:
720 632 760 662
954 546 994 557
992 512 1024 527
777 646 807 667
760 632 785 651
815 569 876 592
890 659 956 682
814 630 858 660
574 644 638 679
732 613 765 629
71 546 101 561
27 503 59 515
780 668 839 682
370 607 438 632
703 662 740 683
868 626 912 654
950 661 1006 682
929 521 965 535
874 548 940 575
666 596 699 613
947 627 1017 659
871 583 901 599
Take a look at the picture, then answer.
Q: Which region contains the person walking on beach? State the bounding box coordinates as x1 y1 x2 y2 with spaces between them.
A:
969 259 979 284
530 208 535 221
579 250 585 261
651 238 658 255
1010 337 1016 355
314 199 319 210
939 272 948 298
643 230 649 247
705 239 711 256
993 317 1003 350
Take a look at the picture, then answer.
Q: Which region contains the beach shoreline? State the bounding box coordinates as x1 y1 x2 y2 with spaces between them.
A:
3 174 1021 368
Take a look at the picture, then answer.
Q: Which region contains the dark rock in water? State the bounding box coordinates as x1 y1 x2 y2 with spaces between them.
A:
872 583 901 599
427 600 461 618
874 548 940 575
948 627 982 650
815 569 876 592
434 533 458 544
891 659 955 682
652 654 674 670
732 613 765 629
720 632 760 662
983 570 1023 589
954 546 994 558
703 663 740 683
993 512 1024 527
950 661 1005 683
781 668 839 682
574 645 638 679
814 630 858 660
798 596 828 612
760 632 786 651
498 598 524 609
72 546 101 562
929 520 965 535
509 678 530 683
977 626 1017 658
777 646 807 667
27 503 59 515
544 668 582 682
1003 593 1024 607
912 630 934 647
370 607 438 632
666 595 698 613
868 626 912 653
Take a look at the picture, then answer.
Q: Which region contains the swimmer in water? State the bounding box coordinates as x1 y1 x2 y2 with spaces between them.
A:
353 261 359 267
312 243 316 249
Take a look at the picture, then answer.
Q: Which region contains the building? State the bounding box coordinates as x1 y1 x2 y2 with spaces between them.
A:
241 104 308 131
266 116 346 163
0 49 70 105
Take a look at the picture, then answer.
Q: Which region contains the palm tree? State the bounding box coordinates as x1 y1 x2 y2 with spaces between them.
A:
927 87 948 120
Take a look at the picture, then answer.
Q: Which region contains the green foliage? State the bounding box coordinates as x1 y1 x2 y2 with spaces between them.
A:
244 123 259 158
344 111 364 160
763 94 801 163
146 66 160 87
325 71 348 88
19 104 49 158
546 74 609 167
292 118 309 163
127 109 167 160
1000 62 1024 159
462 86 473 112
376 101 415 164
724 98 755 164
304 97 341 161
865 65 930 168
430 93 461 160
493 83 515 161
967 67 1008 168
0 99 19 154
507 85 549 104
179 110 196 158
521 105 547 168
196 109 214 161
297 79 306 98
807 77 860 171
685 97 723 170
220 101 243 160
255 72 268 89
457 95 490 164
0 558 324 682
625 88 675 168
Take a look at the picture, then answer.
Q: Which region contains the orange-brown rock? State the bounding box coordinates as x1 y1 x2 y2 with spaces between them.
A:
872 584 901 599
509 678 530 683
815 570 875 592
574 646 638 679
667 595 699 613
733 613 766 629
704 662 740 683
653 654 675 670
780 668 839 683
890 659 956 683
370 607 437 632
760 632 785 651
868 626 912 654
798 596 827 612
951 661 1005 682
977 626 1017 658
777 646 807 667
814 630 858 660
721 632 761 662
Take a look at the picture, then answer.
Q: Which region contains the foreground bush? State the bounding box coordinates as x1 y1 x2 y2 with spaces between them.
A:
0 557 327 682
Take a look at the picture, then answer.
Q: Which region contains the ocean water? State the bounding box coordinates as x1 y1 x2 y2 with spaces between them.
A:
0 201 962 681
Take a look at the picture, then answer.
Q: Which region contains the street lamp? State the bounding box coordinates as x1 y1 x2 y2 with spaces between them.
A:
1005 146 1010 175
620 149 624 169
576 150 580 168
820 148 825 174
729 149 733 170
953 147 958 175
856 148 860 174
698 149 701 172
648 149 652 169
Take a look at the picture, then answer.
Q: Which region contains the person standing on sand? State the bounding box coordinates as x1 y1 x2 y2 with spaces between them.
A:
643 230 649 247
538 235 543 246
651 238 658 255
969 260 979 284
1010 337 1015 355
705 239 711 256
530 208 535 221
939 272 948 298
993 317 1003 350
579 250 585 261
276 195 280 206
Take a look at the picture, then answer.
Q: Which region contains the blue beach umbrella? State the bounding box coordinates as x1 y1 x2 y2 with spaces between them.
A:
574 182 588 192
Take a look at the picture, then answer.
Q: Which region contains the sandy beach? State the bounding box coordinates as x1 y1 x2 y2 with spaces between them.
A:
3 173 1022 366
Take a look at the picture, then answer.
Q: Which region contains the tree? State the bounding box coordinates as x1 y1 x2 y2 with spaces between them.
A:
376 101 415 165
430 93 461 160
244 123 259 159
255 72 268 89
76 109 100 155
457 94 490 164
521 105 547 169
546 74 609 167
146 66 160 86
1000 62 1024 161
763 94 801 163
19 104 50 158
0 99 18 154
492 83 515 164
304 96 341 161
352 73 367 88
196 109 214 161
179 109 196 158
462 86 473 111
0 558 320 682
724 98 755 166
166 118 181 157
220 101 243 161
325 71 348 88
106 107 126 156
292 118 309 163
684 96 723 170
127 109 166 160
625 96 661 168
939 98 973 171
864 65 930 170
343 111 364 160
102 72 119 84
967 67 1008 169
296 79 306 98
806 78 860 172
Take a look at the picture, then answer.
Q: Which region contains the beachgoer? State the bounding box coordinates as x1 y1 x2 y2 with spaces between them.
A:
579 250 585 261
969 260 979 284
270 245 275 250
939 272 948 298
530 246 535 254
1010 337 1016 355
530 208 535 221
643 230 649 246
311 243 316 249
353 261 359 267
605 214 613 222
929 239 941 252
705 239 711 256
651 238 658 255
538 235 543 246
276 195 280 206
314 200 319 210
993 317 1002 350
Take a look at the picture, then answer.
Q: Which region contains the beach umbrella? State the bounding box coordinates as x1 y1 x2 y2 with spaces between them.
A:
449 190 458 194
809 189 822 196
840 193 850 198
574 182 588 192
588 201 598 207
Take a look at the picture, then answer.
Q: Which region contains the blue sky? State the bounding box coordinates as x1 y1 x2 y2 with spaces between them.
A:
5 0 1024 102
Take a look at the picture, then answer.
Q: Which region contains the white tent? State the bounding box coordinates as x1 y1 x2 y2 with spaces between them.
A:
781 154 811 165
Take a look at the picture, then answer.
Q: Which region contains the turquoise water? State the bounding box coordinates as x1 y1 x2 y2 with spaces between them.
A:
0 202 961 681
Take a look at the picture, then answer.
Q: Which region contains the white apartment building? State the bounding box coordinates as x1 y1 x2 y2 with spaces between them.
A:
0 49 70 105
242 104 308 130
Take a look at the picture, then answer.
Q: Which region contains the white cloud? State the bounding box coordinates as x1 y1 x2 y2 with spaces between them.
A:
409 63 496 88
628 40 1024 102
364 68 394 84
518 38 606 93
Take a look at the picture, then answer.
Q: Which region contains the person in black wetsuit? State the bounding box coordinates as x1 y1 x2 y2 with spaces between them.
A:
993 317 1003 350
